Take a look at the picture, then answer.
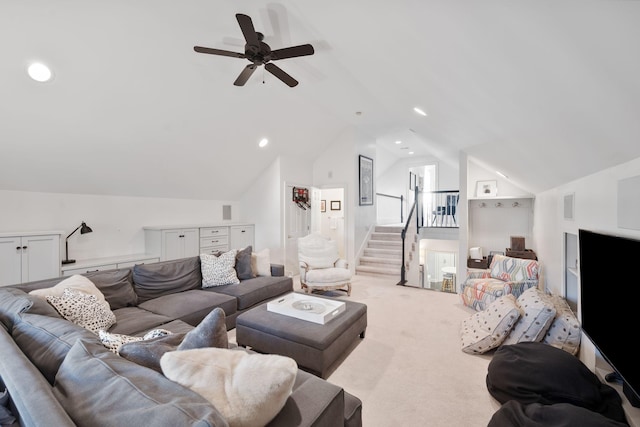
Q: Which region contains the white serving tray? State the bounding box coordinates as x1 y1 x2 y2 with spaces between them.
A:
267 292 346 325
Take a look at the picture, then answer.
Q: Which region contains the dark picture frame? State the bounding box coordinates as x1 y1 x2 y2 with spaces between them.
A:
359 155 374 206
320 200 326 212
330 200 341 211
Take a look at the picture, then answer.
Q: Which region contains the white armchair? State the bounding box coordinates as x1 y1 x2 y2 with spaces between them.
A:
298 233 352 296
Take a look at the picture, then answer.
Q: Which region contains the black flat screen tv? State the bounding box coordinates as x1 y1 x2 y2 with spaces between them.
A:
579 229 640 407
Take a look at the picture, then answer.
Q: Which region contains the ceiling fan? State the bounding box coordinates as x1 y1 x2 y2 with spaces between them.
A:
194 13 315 87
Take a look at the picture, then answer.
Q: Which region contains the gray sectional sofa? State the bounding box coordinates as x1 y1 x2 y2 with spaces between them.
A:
0 255 362 427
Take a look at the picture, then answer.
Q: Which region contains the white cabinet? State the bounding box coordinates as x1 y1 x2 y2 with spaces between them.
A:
144 224 255 260
230 225 255 250
0 232 61 286
61 254 160 276
200 227 229 255
145 228 199 261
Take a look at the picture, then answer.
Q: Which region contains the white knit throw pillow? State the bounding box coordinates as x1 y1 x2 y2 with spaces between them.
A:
201 250 240 287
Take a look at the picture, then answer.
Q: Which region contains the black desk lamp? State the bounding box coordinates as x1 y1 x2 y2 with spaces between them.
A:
61 221 93 265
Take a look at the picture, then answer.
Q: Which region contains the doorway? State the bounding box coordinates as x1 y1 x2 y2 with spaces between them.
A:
283 184 346 277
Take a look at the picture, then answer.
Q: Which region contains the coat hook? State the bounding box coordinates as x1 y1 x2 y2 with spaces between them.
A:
479 202 486 208
512 201 520 207
495 202 502 207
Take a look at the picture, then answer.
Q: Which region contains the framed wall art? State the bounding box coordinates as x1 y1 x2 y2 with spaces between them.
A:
476 180 498 198
359 155 374 206
330 200 341 211
320 200 326 212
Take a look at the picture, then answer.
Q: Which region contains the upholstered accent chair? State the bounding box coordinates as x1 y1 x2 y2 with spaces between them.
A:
460 254 539 311
298 233 351 296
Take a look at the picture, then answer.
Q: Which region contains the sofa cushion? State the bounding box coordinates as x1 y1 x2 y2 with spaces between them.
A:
161 347 297 427
207 276 293 311
138 289 237 326
486 342 627 424
201 250 240 287
119 307 228 372
543 294 581 355
108 307 175 336
251 248 272 277
46 288 116 335
30 275 107 304
502 287 556 346
133 257 202 303
81 268 138 309
460 294 520 354
53 339 229 427
0 288 59 330
489 254 539 282
235 245 255 280
11 313 101 384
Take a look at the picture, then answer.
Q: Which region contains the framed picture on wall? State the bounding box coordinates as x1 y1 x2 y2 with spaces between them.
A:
320 200 326 212
476 180 498 198
359 155 374 205
331 200 341 211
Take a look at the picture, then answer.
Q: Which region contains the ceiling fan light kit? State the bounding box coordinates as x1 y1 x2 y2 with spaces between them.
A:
194 13 314 87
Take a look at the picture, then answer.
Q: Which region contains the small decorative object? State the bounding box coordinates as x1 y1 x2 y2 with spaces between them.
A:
359 155 374 206
330 200 341 211
476 180 498 198
511 236 526 252
61 221 93 265
292 187 311 210
320 200 326 212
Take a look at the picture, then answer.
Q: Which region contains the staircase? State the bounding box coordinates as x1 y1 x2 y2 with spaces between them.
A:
355 225 404 278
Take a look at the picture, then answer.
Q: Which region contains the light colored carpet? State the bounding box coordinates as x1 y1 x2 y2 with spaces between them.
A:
230 275 501 426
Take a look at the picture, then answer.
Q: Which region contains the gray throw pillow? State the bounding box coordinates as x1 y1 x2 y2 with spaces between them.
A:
119 307 228 372
235 245 255 280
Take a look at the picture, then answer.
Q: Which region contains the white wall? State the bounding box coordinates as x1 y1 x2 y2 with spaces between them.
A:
313 126 375 268
534 155 640 296
239 158 281 255
533 155 640 371
319 188 345 256
0 189 238 260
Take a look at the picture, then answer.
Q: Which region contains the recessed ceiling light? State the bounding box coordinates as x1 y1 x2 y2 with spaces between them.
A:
413 107 427 116
258 138 269 148
395 140 402 145
28 62 52 82
408 151 415 155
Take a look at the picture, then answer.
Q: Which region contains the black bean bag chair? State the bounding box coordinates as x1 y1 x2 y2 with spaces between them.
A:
486 342 627 424
488 400 628 427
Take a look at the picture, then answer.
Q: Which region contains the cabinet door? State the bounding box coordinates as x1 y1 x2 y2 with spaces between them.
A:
0 236 23 286
21 234 60 282
230 225 255 250
162 229 199 261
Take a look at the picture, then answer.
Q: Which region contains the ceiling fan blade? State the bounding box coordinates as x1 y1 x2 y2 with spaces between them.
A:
265 63 298 87
271 44 315 61
236 14 260 48
234 64 258 86
194 46 245 59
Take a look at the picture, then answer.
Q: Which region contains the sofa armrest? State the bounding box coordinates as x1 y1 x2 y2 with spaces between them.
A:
0 327 75 426
465 268 491 281
267 369 346 427
335 258 348 269
270 263 285 277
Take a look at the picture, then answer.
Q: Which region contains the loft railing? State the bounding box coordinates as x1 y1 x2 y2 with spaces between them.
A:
398 188 459 286
420 190 460 228
398 187 419 286
376 192 404 224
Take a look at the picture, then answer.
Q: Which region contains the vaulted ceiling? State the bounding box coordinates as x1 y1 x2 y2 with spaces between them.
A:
2 1 640 200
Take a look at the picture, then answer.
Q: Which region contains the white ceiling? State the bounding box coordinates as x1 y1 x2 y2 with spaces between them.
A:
2 1 640 200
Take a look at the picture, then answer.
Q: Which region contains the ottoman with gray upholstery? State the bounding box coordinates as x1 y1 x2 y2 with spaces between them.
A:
235 294 367 379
